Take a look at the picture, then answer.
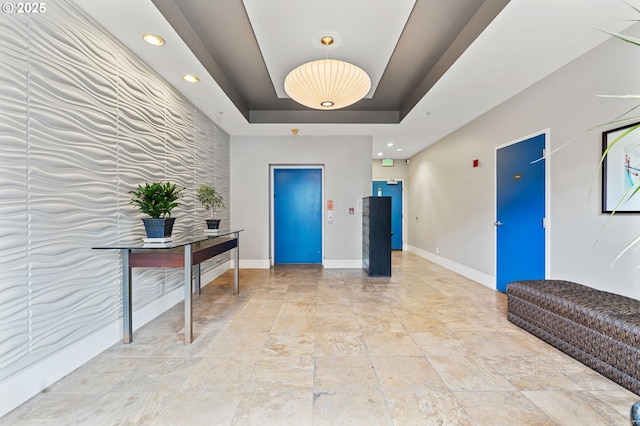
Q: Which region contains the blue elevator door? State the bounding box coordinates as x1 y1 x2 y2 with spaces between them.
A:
274 168 322 264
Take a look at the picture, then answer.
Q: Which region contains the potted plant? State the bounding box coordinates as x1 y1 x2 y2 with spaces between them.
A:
129 181 184 238
196 184 225 230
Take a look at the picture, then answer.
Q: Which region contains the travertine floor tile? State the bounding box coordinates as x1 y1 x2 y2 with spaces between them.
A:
0 394 99 425
270 314 316 333
483 355 584 391
151 391 243 426
315 332 367 356
428 356 517 391
588 390 640 419
355 313 406 333
372 356 447 392
245 356 314 392
411 329 471 357
227 314 276 332
203 331 268 358
153 330 220 358
312 391 391 425
363 331 423 357
261 333 315 357
46 356 146 394
3 252 637 425
233 391 312 425
313 314 360 332
523 390 628 425
176 314 230 335
277 301 316 316
283 292 317 304
397 313 446 332
316 302 356 316
179 357 256 392
385 390 474 425
455 390 555 425
90 392 172 425
314 356 379 392
110 357 199 393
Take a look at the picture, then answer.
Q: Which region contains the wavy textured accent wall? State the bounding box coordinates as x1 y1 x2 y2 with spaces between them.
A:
0 1 230 382
0 12 29 379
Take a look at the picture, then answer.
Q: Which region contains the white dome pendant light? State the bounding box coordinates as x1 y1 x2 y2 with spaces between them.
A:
284 36 371 110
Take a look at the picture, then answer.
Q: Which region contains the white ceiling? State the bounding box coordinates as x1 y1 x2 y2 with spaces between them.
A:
73 0 640 159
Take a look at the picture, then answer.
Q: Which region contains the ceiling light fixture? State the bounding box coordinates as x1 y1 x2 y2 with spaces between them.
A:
284 36 371 110
182 74 200 83
142 33 165 46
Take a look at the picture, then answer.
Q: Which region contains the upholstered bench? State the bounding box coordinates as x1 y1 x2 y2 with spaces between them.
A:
506 279 640 395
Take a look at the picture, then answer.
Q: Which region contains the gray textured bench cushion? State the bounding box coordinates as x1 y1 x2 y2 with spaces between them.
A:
507 279 640 395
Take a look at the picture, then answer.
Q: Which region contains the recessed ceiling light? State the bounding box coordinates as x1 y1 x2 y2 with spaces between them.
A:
142 34 165 46
182 74 200 83
396 148 404 152
377 152 384 156
387 142 394 147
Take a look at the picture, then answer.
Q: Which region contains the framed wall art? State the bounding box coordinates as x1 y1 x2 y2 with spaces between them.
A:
602 122 640 213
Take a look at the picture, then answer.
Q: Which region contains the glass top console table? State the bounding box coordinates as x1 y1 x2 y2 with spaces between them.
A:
93 229 243 344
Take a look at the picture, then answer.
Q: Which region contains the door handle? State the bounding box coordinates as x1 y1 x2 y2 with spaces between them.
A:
494 221 503 227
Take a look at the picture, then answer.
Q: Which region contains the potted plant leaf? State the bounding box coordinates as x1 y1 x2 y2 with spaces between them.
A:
129 181 184 238
196 184 225 230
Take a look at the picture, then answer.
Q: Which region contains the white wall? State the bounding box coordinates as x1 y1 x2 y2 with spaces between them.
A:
372 159 409 182
407 24 640 299
231 135 372 268
0 1 230 416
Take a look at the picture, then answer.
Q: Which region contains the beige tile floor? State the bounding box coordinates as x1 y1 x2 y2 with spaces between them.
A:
2 252 638 425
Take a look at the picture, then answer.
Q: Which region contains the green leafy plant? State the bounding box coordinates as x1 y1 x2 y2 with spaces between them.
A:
129 181 184 218
196 184 224 218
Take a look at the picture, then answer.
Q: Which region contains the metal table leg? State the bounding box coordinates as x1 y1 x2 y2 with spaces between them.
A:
184 243 193 344
233 232 240 295
195 263 201 295
122 249 132 344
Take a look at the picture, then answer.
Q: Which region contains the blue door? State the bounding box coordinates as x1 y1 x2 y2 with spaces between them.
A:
274 168 322 264
496 134 546 292
372 181 403 250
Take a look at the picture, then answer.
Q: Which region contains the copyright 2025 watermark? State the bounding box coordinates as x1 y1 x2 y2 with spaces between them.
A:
2 3 47 14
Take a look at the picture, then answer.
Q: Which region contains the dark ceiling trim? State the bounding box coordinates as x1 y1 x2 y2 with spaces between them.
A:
249 110 400 124
400 0 511 120
151 0 251 121
151 0 510 126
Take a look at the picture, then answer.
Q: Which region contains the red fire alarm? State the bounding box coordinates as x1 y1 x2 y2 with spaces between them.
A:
472 159 479 168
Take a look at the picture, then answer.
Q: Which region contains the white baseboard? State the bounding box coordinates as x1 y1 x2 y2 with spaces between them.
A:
236 258 361 269
238 259 271 269
323 259 362 269
0 261 231 418
407 245 495 289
